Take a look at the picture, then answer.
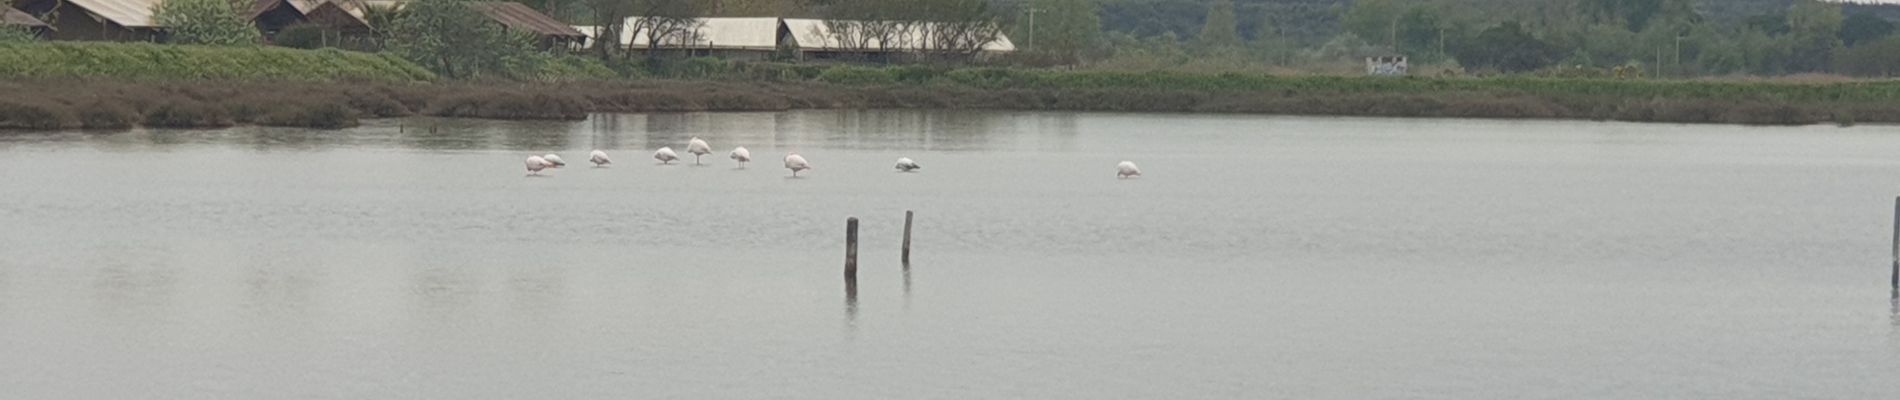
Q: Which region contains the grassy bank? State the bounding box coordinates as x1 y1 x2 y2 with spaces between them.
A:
6 49 1900 128
0 42 437 81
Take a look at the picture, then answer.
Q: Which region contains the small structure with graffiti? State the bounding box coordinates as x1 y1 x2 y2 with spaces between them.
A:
1365 55 1408 76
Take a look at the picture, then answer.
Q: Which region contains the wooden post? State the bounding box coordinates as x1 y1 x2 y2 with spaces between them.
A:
846 217 859 281
902 211 914 264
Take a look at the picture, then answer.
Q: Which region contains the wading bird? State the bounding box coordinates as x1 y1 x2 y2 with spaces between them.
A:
785 153 811 177
589 150 611 167
526 156 553 175
654 147 679 164
687 138 712 165
895 157 920 172
729 146 751 168
1117 161 1142 179
542 154 566 168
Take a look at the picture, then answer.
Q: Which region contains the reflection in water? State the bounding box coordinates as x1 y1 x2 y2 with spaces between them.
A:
0 110 1087 154
844 277 858 326
87 245 177 319
902 262 912 309
409 266 477 322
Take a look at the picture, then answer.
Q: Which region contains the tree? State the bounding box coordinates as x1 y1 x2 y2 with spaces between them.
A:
1836 36 1900 77
583 0 630 60
1341 0 1401 48
1197 0 1237 46
1395 6 1444 60
151 0 261 45
1745 12 1790 36
1579 0 1695 32
710 0 800 16
387 0 535 79
1786 0 1843 72
628 0 703 59
1454 21 1554 72
1020 0 1102 62
917 0 1004 59
1839 13 1893 47
822 0 911 56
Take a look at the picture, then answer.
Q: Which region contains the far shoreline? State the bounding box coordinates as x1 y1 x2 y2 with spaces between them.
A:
2 78 1893 130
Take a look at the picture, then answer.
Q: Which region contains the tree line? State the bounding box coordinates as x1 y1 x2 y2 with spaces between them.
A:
1013 0 1900 77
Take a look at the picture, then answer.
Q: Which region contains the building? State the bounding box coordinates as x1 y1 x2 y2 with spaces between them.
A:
780 18 1015 61
2 6 49 37
577 17 1017 62
247 0 372 45
1366 55 1408 76
585 17 785 60
11 0 161 41
465 1 585 48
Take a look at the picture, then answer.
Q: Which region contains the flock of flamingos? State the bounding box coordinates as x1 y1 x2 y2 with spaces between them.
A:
522 137 1146 178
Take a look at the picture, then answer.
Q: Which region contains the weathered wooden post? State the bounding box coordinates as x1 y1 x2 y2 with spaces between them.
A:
846 217 859 281
902 211 914 264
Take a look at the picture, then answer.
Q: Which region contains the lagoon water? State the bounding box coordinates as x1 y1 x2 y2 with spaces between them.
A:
3 111 1900 398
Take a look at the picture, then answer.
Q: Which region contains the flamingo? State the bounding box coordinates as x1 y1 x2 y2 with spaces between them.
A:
1117 161 1142 179
894 157 920 172
687 137 712 165
784 153 811 177
542 154 566 168
589 150 611 167
525 156 552 176
654 147 679 164
729 146 751 168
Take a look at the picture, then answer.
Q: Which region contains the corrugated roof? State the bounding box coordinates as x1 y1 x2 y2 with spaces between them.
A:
781 18 843 49
467 2 584 38
2 7 50 27
66 0 160 28
612 17 779 50
249 0 367 21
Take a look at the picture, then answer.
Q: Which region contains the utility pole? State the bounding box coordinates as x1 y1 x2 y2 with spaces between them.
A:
1674 36 1684 78
1026 6 1040 51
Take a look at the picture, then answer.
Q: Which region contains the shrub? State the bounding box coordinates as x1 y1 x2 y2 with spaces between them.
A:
426 91 588 120
818 65 898 85
152 0 261 46
0 98 77 129
75 101 139 129
273 24 329 49
344 90 413 117
144 100 235 128
259 102 359 129
0 25 35 43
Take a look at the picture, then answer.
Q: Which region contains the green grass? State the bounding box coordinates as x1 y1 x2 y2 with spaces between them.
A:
0 42 437 81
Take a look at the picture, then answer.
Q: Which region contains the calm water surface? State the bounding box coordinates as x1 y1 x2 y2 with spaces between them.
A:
3 111 1900 398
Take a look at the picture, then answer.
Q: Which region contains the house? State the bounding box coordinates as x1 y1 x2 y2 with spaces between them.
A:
11 0 162 41
247 0 372 43
465 1 585 48
2 6 50 37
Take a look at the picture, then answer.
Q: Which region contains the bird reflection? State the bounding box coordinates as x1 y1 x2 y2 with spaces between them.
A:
1890 294 1899 328
844 277 859 326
